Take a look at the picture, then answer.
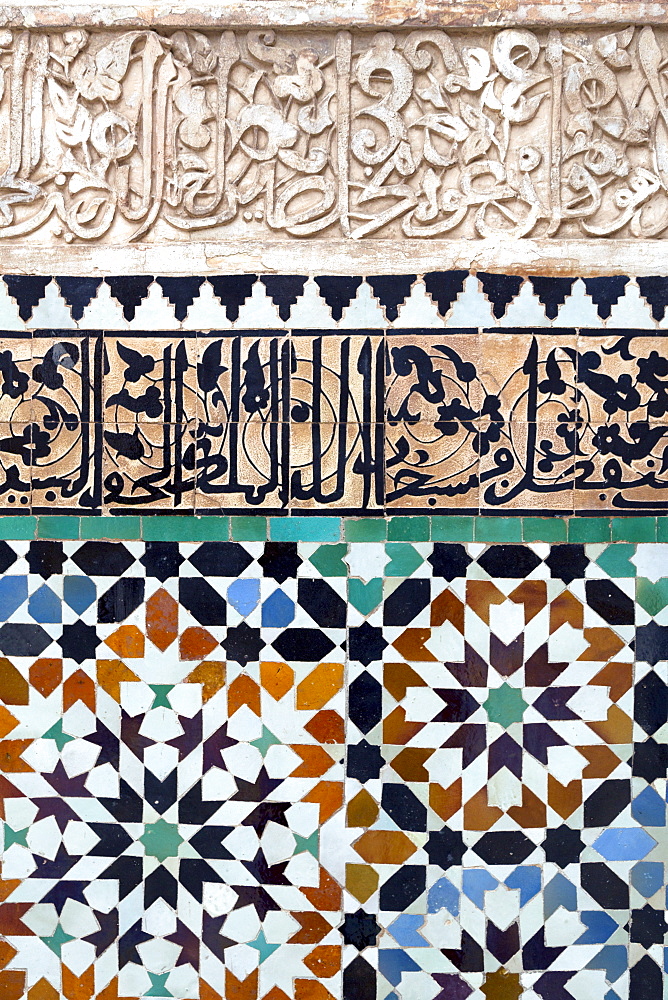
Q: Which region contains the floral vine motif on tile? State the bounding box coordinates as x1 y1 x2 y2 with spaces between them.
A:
0 534 665 999
3 26 668 241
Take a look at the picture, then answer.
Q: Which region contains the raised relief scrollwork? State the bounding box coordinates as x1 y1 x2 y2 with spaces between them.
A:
0 25 667 241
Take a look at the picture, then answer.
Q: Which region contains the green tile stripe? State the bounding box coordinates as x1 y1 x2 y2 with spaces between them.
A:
0 514 662 542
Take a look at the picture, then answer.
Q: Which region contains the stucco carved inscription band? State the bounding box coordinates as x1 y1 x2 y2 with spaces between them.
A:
3 26 668 243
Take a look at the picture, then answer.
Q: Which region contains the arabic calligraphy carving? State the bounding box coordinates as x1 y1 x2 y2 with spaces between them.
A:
3 323 668 513
1 26 668 241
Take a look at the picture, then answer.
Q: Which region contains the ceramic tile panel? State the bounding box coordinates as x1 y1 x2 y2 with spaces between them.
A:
0 517 665 1000
1 274 668 514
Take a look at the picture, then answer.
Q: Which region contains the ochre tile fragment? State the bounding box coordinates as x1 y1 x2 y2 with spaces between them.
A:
463 789 503 831
346 788 379 827
305 710 344 744
303 780 343 822
382 706 424 744
548 776 582 818
391 627 437 661
303 945 341 979
390 746 433 781
296 662 344 709
104 624 145 659
179 626 218 660
0 660 28 705
288 912 331 945
550 591 583 633
383 662 426 701
186 661 226 701
29 659 62 698
28 979 59 1000
346 864 378 903
146 588 179 651
63 669 96 711
228 675 261 716
430 779 462 822
353 830 417 864
302 866 341 911
430 589 464 631
290 744 335 778
260 660 294 701
96 660 140 701
466 580 505 623
578 627 625 660
0 708 18 739
62 965 94 1000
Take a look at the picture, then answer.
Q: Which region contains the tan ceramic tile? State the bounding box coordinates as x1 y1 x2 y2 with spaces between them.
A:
385 334 481 423
574 421 668 510
196 334 289 425
478 333 578 422
577 335 668 423
292 334 384 426
0 340 32 422
0 422 31 509
290 422 383 510
479 422 575 513
31 421 98 511
385 420 479 510
195 420 287 511
104 337 198 424
103 422 196 511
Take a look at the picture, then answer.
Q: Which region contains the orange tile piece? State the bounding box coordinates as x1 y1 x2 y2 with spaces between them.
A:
199 982 223 1000
0 659 28 705
303 781 343 822
179 627 218 661
228 675 261 716
466 580 505 623
0 971 25 1000
587 706 632 744
186 661 226 701
548 776 582 819
578 627 624 661
0 741 33 773
346 788 379 827
303 946 341 979
591 661 632 701
226 969 258 1000
28 979 59 1000
509 580 547 622
0 902 34 934
262 990 290 1000
146 588 179 651
288 913 331 945
104 624 145 659
346 864 378 904
29 659 62 697
391 627 437 662
507 788 547 828
549 590 583 633
0 941 16 970
430 589 464 631
0 708 18 739
481 968 522 1000
96 981 119 1000
383 663 426 701
390 747 433 781
96 660 141 702
63 669 96 711
302 867 341 911
463 789 503 831
62 965 94 1000
429 779 462 822
353 830 417 864
382 706 424 744
579 745 621 778
297 663 344 710
305 710 344 744
290 745 335 778
0 877 21 902
260 661 294 701
295 982 336 1000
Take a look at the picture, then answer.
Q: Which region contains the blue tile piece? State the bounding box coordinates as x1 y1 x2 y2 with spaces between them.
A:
227 579 260 617
505 865 541 905
594 828 658 861
0 576 27 620
28 584 61 623
462 869 497 908
631 862 664 898
544 873 577 918
588 946 628 982
632 787 666 826
378 950 421 986
427 877 459 916
387 915 428 947
261 589 295 627
576 911 618 944
63 575 96 614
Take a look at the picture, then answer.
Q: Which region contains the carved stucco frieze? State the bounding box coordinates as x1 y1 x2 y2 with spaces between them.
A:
0 25 668 244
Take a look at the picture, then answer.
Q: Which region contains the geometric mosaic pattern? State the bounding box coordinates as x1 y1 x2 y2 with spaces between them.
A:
0 530 665 999
5 273 668 514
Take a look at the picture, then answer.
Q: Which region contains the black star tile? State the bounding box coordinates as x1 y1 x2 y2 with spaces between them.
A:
542 826 584 868
220 622 264 665
27 540 64 578
341 910 380 950
428 543 472 580
258 543 302 583
140 542 184 581
630 906 668 947
347 740 384 782
347 623 387 665
58 621 101 662
425 829 466 869
544 544 589 583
